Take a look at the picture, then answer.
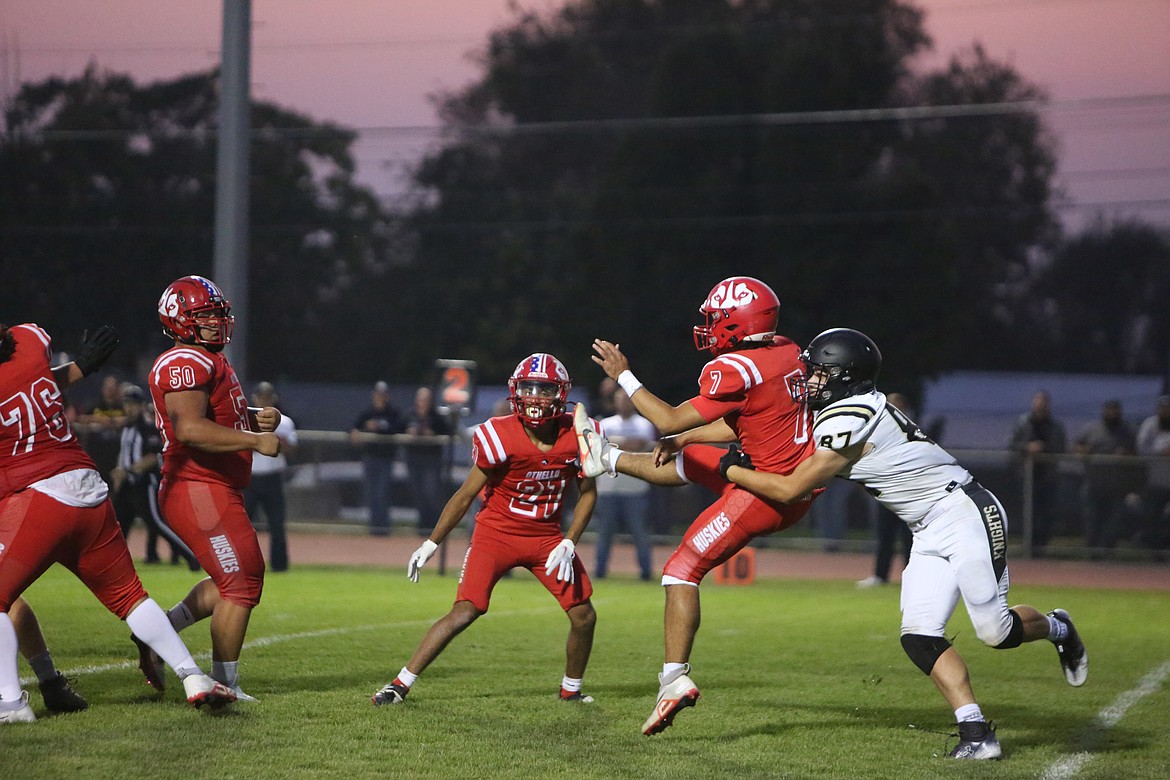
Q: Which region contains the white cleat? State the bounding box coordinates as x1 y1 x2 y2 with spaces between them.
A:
642 665 700 736
574 402 616 478
0 691 36 724
182 674 238 709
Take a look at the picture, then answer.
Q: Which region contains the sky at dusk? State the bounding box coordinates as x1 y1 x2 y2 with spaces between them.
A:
2 0 1168 231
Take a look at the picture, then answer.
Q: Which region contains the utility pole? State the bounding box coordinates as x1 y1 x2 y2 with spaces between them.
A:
214 0 251 383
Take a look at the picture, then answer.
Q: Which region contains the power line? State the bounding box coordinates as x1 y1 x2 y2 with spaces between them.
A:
5 93 1168 142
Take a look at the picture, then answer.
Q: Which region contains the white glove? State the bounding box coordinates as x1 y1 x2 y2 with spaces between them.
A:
407 540 439 583
544 539 576 584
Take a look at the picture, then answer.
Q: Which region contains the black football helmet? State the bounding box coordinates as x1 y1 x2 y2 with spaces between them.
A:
801 328 881 410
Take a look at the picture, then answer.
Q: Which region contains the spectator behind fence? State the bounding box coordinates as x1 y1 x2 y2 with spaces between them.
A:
403 386 450 536
595 376 619 420
1008 391 1066 556
594 388 657 581
857 392 914 588
1136 395 1170 555
350 381 404 537
244 382 298 571
1072 400 1140 557
76 373 127 483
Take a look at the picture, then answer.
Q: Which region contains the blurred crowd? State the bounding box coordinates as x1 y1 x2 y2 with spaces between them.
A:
63 371 1170 564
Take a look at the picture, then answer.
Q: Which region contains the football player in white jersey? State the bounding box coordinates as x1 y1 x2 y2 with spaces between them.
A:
720 328 1087 760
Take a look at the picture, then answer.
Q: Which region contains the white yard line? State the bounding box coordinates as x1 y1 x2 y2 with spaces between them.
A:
1039 660 1170 780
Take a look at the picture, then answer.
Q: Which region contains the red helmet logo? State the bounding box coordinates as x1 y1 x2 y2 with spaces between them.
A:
693 276 780 355
507 353 571 428
157 275 235 348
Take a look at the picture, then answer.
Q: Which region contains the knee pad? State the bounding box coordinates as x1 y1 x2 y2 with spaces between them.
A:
900 633 952 675
993 609 1025 649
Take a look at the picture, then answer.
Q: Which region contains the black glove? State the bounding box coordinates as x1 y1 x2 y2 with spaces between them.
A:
719 444 754 480
74 325 119 376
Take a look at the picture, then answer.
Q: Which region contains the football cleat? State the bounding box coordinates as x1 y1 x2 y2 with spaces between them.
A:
642 665 700 736
0 691 36 724
228 685 258 703
182 674 237 709
560 690 595 703
131 633 167 692
372 681 410 706
948 720 1002 760
1048 609 1088 686
39 673 88 713
574 403 616 478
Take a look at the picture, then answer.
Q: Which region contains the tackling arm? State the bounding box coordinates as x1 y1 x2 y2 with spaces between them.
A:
726 447 854 503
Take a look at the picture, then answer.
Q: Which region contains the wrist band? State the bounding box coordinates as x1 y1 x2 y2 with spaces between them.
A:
617 370 643 397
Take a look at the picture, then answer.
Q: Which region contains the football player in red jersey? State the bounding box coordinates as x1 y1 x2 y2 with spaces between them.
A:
143 276 281 702
0 322 236 724
372 353 600 706
575 276 816 735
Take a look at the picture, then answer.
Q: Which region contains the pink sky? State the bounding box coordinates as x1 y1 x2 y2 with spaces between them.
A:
2 0 1167 230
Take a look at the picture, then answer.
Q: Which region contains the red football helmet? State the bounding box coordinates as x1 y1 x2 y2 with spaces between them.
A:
692 276 780 355
157 275 235 348
508 353 571 428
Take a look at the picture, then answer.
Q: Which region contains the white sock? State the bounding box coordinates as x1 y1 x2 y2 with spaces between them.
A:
0 613 22 703
397 667 418 688
662 662 687 679
1047 616 1068 642
609 448 625 474
561 676 582 693
168 602 197 632
211 661 239 688
955 703 984 723
125 600 199 675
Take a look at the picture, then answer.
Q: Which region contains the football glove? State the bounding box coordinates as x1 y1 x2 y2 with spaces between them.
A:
719 444 754 480
544 539 576 584
407 539 438 583
75 325 119 377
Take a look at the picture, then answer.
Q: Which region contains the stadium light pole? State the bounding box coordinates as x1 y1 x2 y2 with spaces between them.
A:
214 0 251 383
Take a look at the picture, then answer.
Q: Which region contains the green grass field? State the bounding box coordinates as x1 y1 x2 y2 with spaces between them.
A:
4 563 1168 779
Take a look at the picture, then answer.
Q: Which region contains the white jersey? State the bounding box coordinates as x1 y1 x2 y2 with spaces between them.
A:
812 390 971 526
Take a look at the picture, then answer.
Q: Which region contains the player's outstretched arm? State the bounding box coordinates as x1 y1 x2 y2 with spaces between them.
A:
726 449 849 504
590 339 706 435
50 325 119 389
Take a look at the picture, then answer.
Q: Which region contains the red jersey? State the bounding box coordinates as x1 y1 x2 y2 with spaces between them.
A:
688 337 813 475
149 345 252 489
470 413 581 537
0 324 95 499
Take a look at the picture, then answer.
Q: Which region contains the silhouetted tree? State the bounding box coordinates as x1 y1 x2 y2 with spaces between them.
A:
394 0 1060 397
0 65 404 383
